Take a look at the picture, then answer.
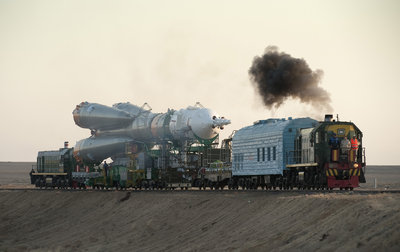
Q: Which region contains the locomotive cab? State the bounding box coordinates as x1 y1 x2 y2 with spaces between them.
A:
309 116 366 189
31 142 75 188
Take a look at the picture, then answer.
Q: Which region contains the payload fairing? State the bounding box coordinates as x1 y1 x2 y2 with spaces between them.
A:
73 102 230 162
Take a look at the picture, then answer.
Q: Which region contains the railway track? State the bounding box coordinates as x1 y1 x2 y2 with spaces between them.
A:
1 187 399 194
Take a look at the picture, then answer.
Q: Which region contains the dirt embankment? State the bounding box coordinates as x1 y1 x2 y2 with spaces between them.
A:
0 190 399 252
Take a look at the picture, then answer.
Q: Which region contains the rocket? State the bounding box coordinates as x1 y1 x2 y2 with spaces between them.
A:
72 102 230 162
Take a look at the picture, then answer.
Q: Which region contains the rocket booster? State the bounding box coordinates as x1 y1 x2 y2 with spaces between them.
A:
73 102 230 162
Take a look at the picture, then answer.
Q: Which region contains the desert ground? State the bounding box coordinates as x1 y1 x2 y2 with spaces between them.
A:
0 162 399 251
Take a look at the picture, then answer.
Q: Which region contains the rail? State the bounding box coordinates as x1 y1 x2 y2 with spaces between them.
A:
1 187 400 195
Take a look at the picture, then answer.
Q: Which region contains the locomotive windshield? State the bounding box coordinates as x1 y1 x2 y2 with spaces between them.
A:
325 124 357 139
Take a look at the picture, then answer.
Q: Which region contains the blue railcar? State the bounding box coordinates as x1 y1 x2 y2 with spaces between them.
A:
232 117 318 176
228 117 317 189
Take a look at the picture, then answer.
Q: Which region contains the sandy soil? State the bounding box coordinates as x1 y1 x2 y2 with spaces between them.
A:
0 162 399 251
0 191 399 252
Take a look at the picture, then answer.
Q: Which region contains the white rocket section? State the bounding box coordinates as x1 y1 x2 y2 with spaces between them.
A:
74 136 132 162
169 107 230 140
72 101 231 162
73 102 132 130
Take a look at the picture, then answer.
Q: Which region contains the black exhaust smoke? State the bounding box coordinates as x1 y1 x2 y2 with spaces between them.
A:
249 46 332 111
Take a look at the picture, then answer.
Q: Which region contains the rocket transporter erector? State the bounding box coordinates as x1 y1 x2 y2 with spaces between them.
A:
73 102 231 162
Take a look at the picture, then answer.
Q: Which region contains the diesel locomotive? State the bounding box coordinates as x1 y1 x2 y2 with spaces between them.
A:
229 114 366 190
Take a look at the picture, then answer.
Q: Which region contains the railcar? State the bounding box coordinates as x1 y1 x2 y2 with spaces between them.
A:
30 141 226 190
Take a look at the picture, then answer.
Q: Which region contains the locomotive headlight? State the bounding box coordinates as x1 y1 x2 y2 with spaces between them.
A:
353 163 359 168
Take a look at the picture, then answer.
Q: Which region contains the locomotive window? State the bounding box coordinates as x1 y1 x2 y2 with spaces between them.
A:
262 148 265 161
273 146 276 161
315 133 319 144
257 148 260 162
234 154 239 170
267 147 271 161
338 128 345 135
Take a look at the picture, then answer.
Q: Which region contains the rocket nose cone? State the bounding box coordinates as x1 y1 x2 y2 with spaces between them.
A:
190 108 221 140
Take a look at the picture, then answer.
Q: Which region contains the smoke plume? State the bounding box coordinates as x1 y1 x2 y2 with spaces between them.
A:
249 46 332 111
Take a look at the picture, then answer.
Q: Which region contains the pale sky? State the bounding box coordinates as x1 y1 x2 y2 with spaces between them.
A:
0 0 399 164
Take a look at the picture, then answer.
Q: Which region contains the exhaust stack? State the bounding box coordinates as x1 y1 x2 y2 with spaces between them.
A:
324 114 333 122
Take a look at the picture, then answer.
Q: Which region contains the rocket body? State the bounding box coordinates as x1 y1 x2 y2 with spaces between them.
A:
73 102 230 162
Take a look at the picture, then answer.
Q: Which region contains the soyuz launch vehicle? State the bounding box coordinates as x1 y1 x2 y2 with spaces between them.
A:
72 101 231 163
